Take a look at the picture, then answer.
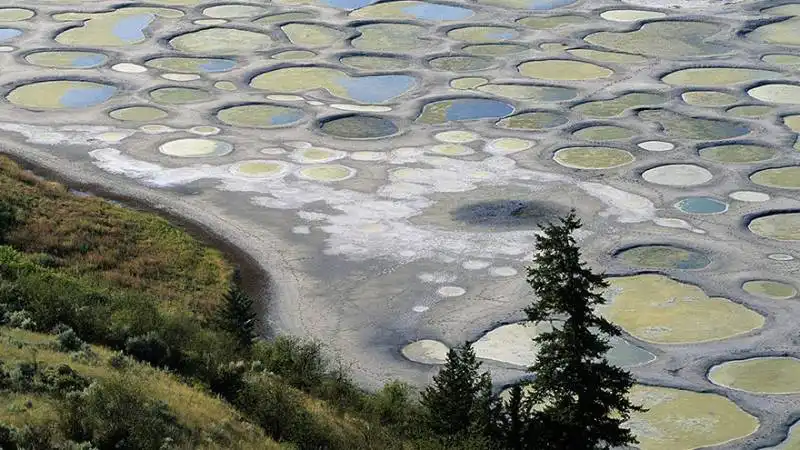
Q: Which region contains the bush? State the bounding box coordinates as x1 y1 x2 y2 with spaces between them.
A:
61 376 186 450
252 337 328 391
366 381 421 431
234 374 328 448
124 332 171 368
56 327 85 352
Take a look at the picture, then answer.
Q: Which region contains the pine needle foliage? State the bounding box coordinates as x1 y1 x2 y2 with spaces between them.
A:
524 211 641 450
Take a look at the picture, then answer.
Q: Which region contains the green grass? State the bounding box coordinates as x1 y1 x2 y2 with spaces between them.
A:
0 327 283 449
0 156 232 318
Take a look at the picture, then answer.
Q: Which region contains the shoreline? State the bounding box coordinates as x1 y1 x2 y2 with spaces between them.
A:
0 144 300 340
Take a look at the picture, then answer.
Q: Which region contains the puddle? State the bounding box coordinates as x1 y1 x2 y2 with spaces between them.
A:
216 104 305 128
447 26 518 42
639 110 750 140
0 8 34 21
149 87 210 104
109 106 168 122
750 167 800 189
54 7 182 46
429 55 492 71
617 245 710 269
674 197 728 214
145 57 236 73
202 4 267 18
519 59 613 81
25 51 108 69
281 23 346 47
627 385 758 450
554 146 634 169
681 91 738 107
600 9 666 22
749 213 800 241
709 357 800 394
462 43 528 55
352 23 428 51
748 84 800 105
567 48 648 64
7 81 116 109
602 274 764 344
497 111 567 130
642 164 712 187
476 83 577 101
251 67 416 103
320 115 399 138
573 125 635 140
169 28 273 53
573 92 663 118
350 1 473 21
584 21 730 59
699 144 775 164
158 138 233 157
416 98 514 124
662 67 779 86
742 280 797 300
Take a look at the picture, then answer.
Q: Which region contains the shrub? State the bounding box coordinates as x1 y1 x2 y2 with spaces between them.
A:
38 364 91 396
366 381 421 431
56 327 85 353
252 337 327 391
124 332 171 368
61 376 186 450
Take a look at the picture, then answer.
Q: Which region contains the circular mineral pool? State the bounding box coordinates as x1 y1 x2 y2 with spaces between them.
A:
496 111 567 130
0 8 34 21
401 340 448 364
637 140 674 152
430 144 474 156
617 245 710 270
229 160 290 179
217 104 305 128
553 146 634 169
297 164 356 181
486 138 534 154
202 4 267 18
627 385 759 450
447 26 518 42
663 67 780 86
674 197 728 214
748 84 800 105
572 125 635 141
7 81 116 109
604 274 764 344
320 115 399 139
290 147 347 163
462 43 528 56
749 213 800 241
750 167 800 189
434 130 480 143
699 144 776 164
742 280 797 299
25 51 108 69
146 57 236 73
727 105 773 118
600 9 666 21
417 98 513 124
429 55 492 71
709 357 800 394
518 59 613 81
450 77 488 89
642 164 712 187
158 138 233 158
169 28 273 53
681 91 739 107
149 87 210 104
109 106 168 122
729 191 770 202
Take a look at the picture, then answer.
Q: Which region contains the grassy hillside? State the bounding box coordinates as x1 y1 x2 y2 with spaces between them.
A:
0 326 282 449
0 156 232 318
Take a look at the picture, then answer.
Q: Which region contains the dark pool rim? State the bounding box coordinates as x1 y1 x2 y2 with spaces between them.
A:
610 244 712 270
316 113 402 140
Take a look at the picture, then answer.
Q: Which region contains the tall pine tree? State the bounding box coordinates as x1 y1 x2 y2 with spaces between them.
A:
421 342 496 443
524 211 641 450
218 286 257 350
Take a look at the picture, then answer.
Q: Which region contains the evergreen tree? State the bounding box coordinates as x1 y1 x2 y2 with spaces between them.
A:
421 342 496 443
497 384 526 450
217 286 257 350
523 212 641 450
